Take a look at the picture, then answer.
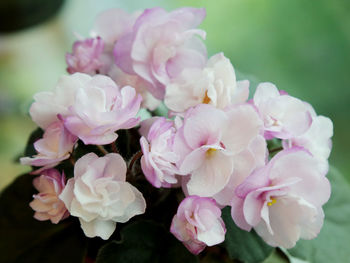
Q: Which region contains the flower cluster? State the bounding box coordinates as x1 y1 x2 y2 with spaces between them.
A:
21 7 333 254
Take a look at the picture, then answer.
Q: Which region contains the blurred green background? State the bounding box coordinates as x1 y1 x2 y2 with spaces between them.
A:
0 0 349 190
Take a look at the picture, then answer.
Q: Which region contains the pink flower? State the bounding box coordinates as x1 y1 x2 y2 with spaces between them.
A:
91 8 141 48
140 117 180 188
174 103 263 197
114 7 207 99
66 37 105 75
20 121 77 173
165 53 249 114
29 73 92 129
283 103 333 172
108 66 160 110
231 148 331 248
59 153 146 240
30 169 69 224
62 73 141 145
170 196 226 254
30 73 141 145
213 135 267 207
253 82 312 139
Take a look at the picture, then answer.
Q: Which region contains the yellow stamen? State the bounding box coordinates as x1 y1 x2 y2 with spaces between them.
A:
267 197 277 206
202 91 211 104
206 148 217 158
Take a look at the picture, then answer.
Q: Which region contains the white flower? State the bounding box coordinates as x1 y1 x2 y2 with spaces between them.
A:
59 153 146 240
165 53 249 114
253 82 312 139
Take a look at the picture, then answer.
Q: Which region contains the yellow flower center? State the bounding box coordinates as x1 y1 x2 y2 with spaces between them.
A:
206 148 217 158
267 197 277 206
202 91 211 104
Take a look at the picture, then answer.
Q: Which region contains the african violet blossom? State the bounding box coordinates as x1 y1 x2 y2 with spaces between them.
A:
174 103 262 197
213 135 267 207
231 149 331 248
66 37 105 75
114 7 207 99
63 74 141 145
253 82 312 139
59 153 146 240
108 66 160 110
165 53 249 114
29 73 91 129
20 120 77 173
283 103 333 171
140 117 179 188
66 8 159 110
29 73 141 145
30 169 69 224
91 8 141 48
170 196 226 254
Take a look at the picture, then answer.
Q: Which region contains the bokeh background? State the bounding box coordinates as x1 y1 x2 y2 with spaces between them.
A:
1 0 349 190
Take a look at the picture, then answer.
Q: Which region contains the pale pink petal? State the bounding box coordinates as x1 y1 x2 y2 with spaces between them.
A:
79 218 116 240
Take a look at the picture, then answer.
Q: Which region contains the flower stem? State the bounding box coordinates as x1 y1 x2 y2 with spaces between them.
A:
110 142 119 153
97 145 109 155
127 151 143 176
269 146 283 154
69 155 76 166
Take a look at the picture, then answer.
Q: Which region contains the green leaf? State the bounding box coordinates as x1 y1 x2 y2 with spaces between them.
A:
222 206 273 263
96 220 198 263
151 102 169 117
114 128 141 160
0 0 65 33
288 167 350 263
24 128 43 157
263 249 289 263
0 173 87 263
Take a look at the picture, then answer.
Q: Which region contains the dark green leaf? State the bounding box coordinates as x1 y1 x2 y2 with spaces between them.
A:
222 206 273 263
96 220 198 263
262 249 289 263
114 128 141 160
24 128 43 157
288 167 350 262
0 173 87 263
0 0 65 33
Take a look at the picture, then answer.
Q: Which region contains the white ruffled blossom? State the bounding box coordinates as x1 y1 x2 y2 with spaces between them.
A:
165 53 249 114
59 153 146 240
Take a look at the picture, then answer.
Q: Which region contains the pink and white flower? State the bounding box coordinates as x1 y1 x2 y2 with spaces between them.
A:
170 196 226 254
59 153 146 240
29 73 92 129
30 169 69 224
231 149 331 248
253 82 312 139
283 104 333 172
66 37 105 75
108 66 160 110
140 117 179 188
63 74 141 145
213 135 267 207
91 8 141 48
114 7 207 99
165 53 249 114
20 121 77 173
174 103 263 197
30 73 141 145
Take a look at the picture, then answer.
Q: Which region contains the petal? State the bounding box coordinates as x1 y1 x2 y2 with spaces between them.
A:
253 82 279 107
183 104 227 149
79 218 116 240
223 104 263 154
197 218 225 246
187 151 233 197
